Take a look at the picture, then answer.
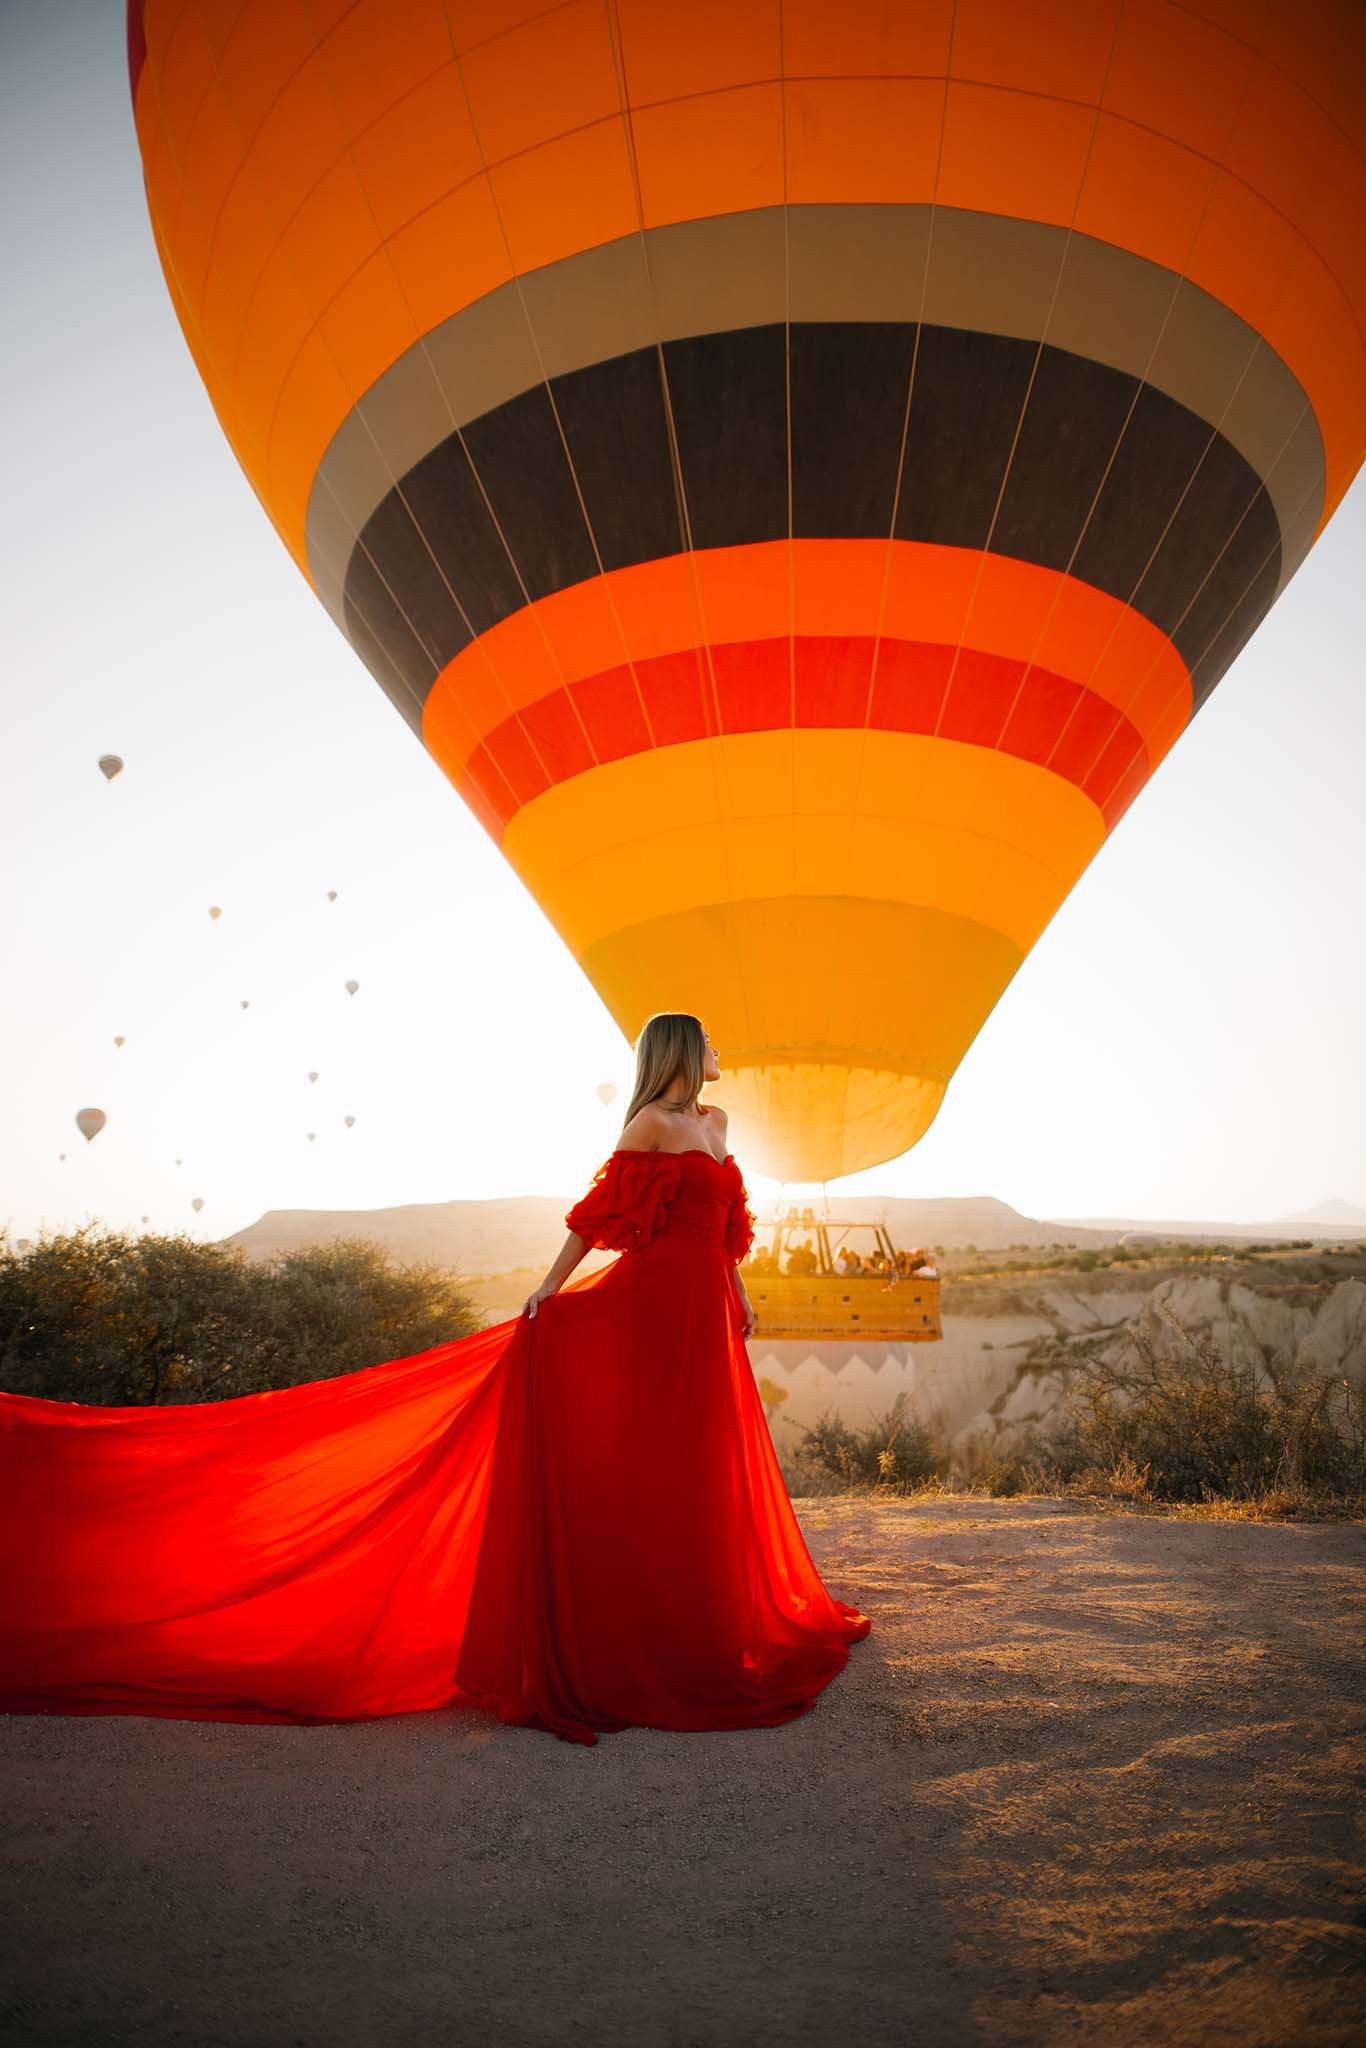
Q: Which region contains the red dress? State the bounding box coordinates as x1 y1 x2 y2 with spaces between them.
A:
0 1146 869 1745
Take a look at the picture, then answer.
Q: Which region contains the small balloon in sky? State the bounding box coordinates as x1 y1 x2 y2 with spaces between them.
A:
75 1107 106 1144
18 1239 33 1252
191 1197 204 1213
345 979 359 996
208 906 222 921
58 1153 66 1163
596 1082 617 1105
114 1035 125 1048
140 1215 149 1224
344 1115 355 1128
97 754 123 782
307 1132 316 1143
327 890 338 902
308 1071 319 1083
175 1157 182 1167
240 1000 250 1010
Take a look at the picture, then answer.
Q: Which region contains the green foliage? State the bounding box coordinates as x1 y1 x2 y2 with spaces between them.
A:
793 1390 944 1494
0 1224 482 1406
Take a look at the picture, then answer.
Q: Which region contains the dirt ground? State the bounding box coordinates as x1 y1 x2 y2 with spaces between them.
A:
2 1497 1363 2048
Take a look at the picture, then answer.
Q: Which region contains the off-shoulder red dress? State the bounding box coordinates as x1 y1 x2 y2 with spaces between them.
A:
0 1145 869 1745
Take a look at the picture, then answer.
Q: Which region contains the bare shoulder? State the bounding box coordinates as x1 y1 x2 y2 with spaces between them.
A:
705 1103 729 1128
615 1104 666 1154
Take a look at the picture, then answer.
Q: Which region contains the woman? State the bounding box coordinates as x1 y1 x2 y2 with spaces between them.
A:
0 1013 868 1746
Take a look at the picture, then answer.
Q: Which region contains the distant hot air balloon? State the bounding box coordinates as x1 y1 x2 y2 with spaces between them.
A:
97 754 123 782
344 1116 355 1129
75 1108 106 1144
327 890 338 902
140 1216 149 1224
596 1083 618 1106
17 1239 33 1252
307 1132 316 1143
240 1000 250 1010
208 906 221 922
345 980 359 997
191 1197 204 1213
129 3 1366 1182
57 1154 66 1163
308 1071 319 1083
174 1157 182 1167
113 1035 125 1048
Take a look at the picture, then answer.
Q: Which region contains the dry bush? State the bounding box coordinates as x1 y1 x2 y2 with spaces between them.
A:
1044 1301 1365 1508
790 1390 945 1495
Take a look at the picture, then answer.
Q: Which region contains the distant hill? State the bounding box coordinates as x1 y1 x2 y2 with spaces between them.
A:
222 1190 1108 1273
1051 1198 1366 1243
222 1187 1366 1274
1278 1198 1366 1227
225 1196 580 1275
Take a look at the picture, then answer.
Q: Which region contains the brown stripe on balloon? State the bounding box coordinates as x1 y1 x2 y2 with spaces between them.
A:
305 204 1324 627
340 321 1280 724
454 637 1149 838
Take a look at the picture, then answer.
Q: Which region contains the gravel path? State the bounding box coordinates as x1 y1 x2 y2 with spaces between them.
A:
2 1497 1363 2046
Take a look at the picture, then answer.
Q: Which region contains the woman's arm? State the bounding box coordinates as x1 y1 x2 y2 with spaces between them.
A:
730 1260 755 1338
710 1109 757 1336
523 1230 587 1318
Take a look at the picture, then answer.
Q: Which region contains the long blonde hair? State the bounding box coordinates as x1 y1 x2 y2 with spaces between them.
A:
618 1012 708 1136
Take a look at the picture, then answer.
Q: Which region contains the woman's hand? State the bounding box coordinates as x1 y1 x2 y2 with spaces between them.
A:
521 1278 560 1319
735 1287 756 1340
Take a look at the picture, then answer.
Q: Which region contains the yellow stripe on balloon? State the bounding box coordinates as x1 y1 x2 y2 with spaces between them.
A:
501 729 1105 959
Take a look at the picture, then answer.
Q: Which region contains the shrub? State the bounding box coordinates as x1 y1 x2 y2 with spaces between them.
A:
0 1224 482 1406
1045 1304 1365 1504
792 1390 944 1493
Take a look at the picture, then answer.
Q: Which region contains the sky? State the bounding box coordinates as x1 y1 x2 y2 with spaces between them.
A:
2 2 1363 1245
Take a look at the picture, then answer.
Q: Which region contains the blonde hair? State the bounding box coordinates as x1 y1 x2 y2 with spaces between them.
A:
618 1012 708 1136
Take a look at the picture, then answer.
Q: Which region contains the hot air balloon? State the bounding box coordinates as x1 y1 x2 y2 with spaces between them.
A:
240 1000 250 1010
327 890 338 902
307 1133 316 1143
57 1154 66 1164
308 1071 319 1083
208 906 221 922
97 754 123 782
113 1036 125 1048
17 1239 33 1252
191 1198 204 1213
344 981 359 997
174 1158 182 1167
75 1108 106 1144
140 1216 149 1224
596 1082 618 1106
128 2 1366 1183
344 1116 356 1129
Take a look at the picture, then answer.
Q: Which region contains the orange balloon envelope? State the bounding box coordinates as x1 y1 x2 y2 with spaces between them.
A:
127 1 1366 1180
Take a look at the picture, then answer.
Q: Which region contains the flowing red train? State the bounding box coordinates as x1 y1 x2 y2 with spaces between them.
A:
0 1146 869 1744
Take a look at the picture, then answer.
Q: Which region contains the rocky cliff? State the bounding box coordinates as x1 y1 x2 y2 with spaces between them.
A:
751 1255 1366 1470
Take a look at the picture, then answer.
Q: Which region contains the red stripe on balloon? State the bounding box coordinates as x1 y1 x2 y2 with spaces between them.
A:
457 638 1151 840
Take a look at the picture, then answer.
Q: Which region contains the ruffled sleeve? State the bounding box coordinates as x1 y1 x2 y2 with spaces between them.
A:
724 1173 757 1265
564 1150 683 1254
